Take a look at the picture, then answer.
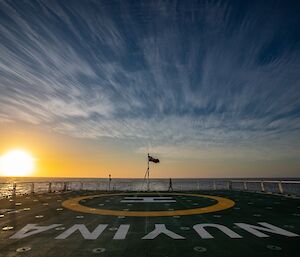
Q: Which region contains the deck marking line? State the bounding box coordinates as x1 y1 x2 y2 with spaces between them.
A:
121 196 176 203
62 193 235 217
113 224 130 240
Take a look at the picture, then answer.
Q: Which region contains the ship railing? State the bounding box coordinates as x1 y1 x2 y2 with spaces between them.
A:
229 180 300 196
0 179 299 197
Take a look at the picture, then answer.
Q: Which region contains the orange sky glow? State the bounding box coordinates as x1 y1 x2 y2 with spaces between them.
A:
1 124 299 179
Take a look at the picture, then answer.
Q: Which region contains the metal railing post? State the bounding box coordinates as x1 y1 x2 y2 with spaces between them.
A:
48 182 52 193
260 181 265 192
278 181 284 194
62 182 67 192
243 181 247 191
31 183 35 194
228 181 232 190
12 182 16 196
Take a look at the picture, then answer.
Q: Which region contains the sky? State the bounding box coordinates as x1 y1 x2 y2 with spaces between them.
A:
0 0 300 178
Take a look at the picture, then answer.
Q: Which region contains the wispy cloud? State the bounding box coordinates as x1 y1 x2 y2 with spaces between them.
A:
0 0 300 161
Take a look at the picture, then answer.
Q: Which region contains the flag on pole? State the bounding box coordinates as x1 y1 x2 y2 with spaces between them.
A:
148 154 160 163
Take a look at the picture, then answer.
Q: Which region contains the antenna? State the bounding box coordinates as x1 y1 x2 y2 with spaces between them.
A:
147 153 150 191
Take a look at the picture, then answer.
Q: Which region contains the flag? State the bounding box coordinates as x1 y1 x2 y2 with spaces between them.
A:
148 154 159 163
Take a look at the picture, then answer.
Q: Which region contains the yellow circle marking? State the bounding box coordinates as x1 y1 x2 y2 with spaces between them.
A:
62 193 235 217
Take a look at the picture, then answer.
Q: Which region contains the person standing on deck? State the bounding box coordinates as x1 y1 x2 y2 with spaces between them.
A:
108 174 112 191
168 178 173 192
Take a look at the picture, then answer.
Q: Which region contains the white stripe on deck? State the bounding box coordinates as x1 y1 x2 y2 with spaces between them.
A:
113 225 130 240
121 197 176 203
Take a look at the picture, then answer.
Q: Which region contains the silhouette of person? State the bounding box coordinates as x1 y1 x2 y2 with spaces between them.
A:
168 178 173 192
108 174 112 191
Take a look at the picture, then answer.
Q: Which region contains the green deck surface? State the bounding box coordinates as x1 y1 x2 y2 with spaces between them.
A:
0 190 299 257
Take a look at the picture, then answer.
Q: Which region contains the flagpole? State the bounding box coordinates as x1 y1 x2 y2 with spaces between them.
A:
147 153 150 191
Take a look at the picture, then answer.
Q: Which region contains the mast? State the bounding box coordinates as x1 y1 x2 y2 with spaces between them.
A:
147 153 150 191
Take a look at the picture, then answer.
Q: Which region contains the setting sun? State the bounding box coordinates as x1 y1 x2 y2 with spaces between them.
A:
0 149 35 177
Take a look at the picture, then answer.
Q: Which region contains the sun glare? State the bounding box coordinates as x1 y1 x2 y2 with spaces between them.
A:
0 149 35 177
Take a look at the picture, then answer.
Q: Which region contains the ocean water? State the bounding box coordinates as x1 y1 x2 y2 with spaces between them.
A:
0 177 299 197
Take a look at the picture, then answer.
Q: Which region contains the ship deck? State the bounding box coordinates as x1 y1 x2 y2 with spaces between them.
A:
0 190 299 257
